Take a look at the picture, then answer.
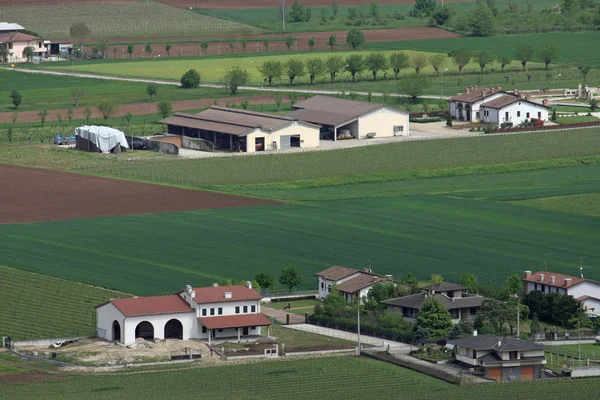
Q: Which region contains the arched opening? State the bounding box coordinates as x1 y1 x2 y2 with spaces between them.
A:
112 320 121 342
164 319 183 340
465 104 472 121
135 321 154 340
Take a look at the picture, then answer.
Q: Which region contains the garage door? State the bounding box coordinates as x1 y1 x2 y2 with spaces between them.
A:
280 135 292 149
487 367 502 381
521 366 534 381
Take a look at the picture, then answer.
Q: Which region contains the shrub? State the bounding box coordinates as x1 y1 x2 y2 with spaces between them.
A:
180 69 201 88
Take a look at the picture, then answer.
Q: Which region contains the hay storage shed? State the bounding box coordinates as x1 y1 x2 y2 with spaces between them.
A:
75 126 130 153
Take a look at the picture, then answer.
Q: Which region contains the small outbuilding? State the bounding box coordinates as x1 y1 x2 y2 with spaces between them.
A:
159 106 320 152
287 95 410 140
75 126 130 153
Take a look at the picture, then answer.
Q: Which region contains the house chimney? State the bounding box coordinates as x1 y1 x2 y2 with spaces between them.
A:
474 84 478 90
539 273 545 282
525 95 530 101
465 87 471 94
385 275 393 281
513 88 519 95
542 99 549 107
524 270 532 278
565 278 572 286
245 281 252 289
224 291 232 299
497 340 502 347
185 285 192 294
473 330 478 337
551 276 556 284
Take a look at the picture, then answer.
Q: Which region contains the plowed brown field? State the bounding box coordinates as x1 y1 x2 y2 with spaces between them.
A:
0 165 281 224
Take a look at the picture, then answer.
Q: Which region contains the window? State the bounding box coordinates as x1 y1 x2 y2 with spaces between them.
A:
8 43 12 50
210 308 215 316
526 112 530 118
251 305 256 313
321 282 324 289
534 283 538 291
235 306 240 314
470 308 477 316
509 351 518 360
202 326 207 333
538 112 541 118
251 326 256 329
243 306 248 313
201 309 207 316
505 112 509 121
394 126 404 135
327 285 331 293
447 291 454 298
218 329 223 332
472 350 477 359
541 285 546 292
517 111 521 117
218 307 223 315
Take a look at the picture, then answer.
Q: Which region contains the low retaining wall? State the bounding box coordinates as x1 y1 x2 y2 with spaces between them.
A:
363 352 463 385
145 138 179 155
182 136 214 152
13 337 83 347
572 366 600 378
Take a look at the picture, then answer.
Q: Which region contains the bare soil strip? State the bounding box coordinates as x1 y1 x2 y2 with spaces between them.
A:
0 165 281 224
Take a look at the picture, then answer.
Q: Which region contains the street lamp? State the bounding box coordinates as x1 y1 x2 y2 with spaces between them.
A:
342 64 349 94
440 68 448 99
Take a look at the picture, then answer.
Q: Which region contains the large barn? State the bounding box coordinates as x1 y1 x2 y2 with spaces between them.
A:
159 106 320 152
287 95 410 140
96 283 272 345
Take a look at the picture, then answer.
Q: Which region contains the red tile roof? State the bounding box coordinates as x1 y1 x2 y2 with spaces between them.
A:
336 274 384 293
199 314 272 329
577 295 600 302
190 285 262 304
522 271 584 288
316 266 359 281
0 32 40 43
103 295 194 317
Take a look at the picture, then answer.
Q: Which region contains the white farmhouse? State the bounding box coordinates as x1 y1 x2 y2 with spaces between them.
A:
316 265 394 302
522 271 600 317
96 282 272 345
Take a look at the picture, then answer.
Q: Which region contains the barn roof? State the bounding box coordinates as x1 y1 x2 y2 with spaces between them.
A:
316 266 359 281
0 32 41 43
199 313 272 329
188 284 262 304
99 295 194 317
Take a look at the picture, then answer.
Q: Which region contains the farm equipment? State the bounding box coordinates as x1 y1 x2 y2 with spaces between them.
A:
54 134 76 145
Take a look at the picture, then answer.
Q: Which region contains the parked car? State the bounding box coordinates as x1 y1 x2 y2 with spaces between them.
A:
126 137 147 150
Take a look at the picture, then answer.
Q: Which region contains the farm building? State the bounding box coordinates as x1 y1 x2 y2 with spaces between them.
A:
0 23 25 33
75 126 130 153
448 86 549 127
522 270 600 317
96 282 272 345
381 282 484 323
287 95 410 140
159 106 320 152
448 334 546 381
316 266 394 302
0 31 44 63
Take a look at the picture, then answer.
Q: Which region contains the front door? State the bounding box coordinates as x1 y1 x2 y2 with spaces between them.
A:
243 327 249 336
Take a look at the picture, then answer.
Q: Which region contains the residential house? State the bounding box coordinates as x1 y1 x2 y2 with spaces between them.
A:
522 270 600 317
96 282 272 345
448 333 546 381
381 282 484 323
316 266 394 302
0 31 45 63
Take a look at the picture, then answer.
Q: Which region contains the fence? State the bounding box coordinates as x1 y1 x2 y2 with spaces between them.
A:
545 343 600 368
308 315 412 344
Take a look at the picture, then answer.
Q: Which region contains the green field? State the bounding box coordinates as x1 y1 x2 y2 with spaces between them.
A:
0 1 260 39
514 193 600 218
0 265 130 340
2 356 600 399
557 116 599 124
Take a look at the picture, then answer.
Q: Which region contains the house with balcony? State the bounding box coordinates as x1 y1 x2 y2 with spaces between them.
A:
448 334 546 381
522 270 600 317
96 282 272 345
381 282 484 323
316 265 394 302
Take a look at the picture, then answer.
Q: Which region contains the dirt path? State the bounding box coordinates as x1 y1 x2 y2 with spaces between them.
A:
0 95 279 124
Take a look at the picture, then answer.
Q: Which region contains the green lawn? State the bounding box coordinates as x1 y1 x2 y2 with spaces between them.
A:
0 364 23 374
265 299 321 310
514 193 600 218
556 116 599 124
271 325 353 351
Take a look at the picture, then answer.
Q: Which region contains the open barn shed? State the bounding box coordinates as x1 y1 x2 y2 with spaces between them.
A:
75 126 130 154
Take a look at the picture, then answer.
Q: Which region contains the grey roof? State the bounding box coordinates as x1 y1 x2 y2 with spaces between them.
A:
382 293 484 310
0 23 25 32
316 266 359 281
422 282 465 292
448 335 544 352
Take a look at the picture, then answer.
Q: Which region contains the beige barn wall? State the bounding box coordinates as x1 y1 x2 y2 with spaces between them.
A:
358 108 410 138
246 122 319 153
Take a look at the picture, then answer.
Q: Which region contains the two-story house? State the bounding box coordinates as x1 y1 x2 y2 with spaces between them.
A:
522 270 600 316
316 265 393 302
448 333 546 381
381 282 485 323
96 282 272 345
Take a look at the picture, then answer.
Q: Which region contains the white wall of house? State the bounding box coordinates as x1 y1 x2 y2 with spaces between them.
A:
121 312 197 345
8 39 45 62
566 282 600 299
582 298 600 315
524 282 567 294
450 93 504 122
96 303 125 342
318 273 361 299
484 102 548 127
196 300 261 318
245 121 319 153
356 107 409 138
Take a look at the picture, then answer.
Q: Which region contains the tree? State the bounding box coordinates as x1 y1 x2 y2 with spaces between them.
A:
274 95 283 112
389 52 409 79
255 272 275 293
479 299 509 334
67 108 74 125
332 2 339 17
201 41 209 55
279 264 303 292
346 28 365 50
72 88 87 107
345 54 364 81
305 57 325 84
241 39 247 52
431 273 444 284
95 40 108 59
552 294 583 328
432 5 453 25
590 99 598 112
37 109 48 127
413 0 436 17
448 324 461 340
416 297 453 337
364 52 388 81
124 112 133 126
223 66 250 94
459 271 478 294
305 7 312 21
9 90 21 109
328 35 336 51
325 55 345 82
365 281 397 310
413 326 430 348
399 74 429 102
146 83 158 100
69 22 91 40
290 0 306 22
451 49 471 74
411 53 428 73
503 274 522 297
320 8 329 24
322 286 348 318
157 100 172 118
285 36 294 51
578 65 591 84
538 43 558 70
474 52 494 73
258 60 283 86
83 107 92 124
530 312 541 335
284 58 305 85
22 47 35 63
180 69 201 88
468 5 495 36
499 55 511 72
289 93 298 106
113 47 118 59
551 109 557 122
516 44 534 71
429 53 446 74
263 40 270 52
165 44 172 57
127 44 134 59
97 100 118 123
145 44 152 57
0 44 9 64
308 37 315 51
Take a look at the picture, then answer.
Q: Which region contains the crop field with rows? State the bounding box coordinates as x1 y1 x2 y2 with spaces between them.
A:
0 265 130 340
0 1 261 39
1 356 600 399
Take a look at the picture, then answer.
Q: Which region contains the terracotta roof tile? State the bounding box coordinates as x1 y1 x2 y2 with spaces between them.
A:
199 313 272 329
0 32 40 43
448 87 501 103
336 274 384 293
480 94 520 109
522 271 584 288
191 285 262 304
316 266 359 281
106 295 193 317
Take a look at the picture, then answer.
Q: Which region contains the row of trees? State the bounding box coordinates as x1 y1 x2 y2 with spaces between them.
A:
255 265 304 293
180 67 250 94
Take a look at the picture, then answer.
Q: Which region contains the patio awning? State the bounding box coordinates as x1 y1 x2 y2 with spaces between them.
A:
199 314 272 330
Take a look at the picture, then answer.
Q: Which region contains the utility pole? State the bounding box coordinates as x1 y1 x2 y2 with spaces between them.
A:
357 298 361 356
579 257 587 278
516 306 520 338
579 319 581 367
544 252 555 271
282 0 285 32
